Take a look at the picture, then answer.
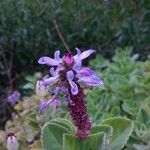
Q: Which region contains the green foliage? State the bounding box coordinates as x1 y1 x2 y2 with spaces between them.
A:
4 92 67 149
63 132 106 150
41 117 133 150
42 118 74 150
22 72 39 95
87 47 150 148
101 117 134 150
1 0 148 58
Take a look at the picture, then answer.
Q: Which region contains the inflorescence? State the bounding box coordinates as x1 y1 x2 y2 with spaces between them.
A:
38 48 103 139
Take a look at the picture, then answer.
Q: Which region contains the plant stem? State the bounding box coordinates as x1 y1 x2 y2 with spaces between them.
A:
53 19 71 53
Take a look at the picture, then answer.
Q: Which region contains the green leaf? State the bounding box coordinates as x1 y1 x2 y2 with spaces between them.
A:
91 124 112 149
107 106 120 118
51 118 75 133
101 117 134 150
29 119 38 128
62 132 106 150
133 144 150 150
137 108 150 126
140 130 150 143
41 121 71 150
84 132 107 150
25 75 35 82
91 124 112 135
122 101 138 116
23 83 34 90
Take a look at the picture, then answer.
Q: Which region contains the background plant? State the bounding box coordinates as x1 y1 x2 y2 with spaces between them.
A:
0 47 149 149
2 92 67 149
87 47 150 149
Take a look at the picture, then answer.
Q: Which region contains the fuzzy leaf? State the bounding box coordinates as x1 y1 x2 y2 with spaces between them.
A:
101 117 134 150
51 118 75 133
133 144 150 150
23 83 34 90
41 120 71 150
62 132 106 150
91 124 113 149
91 124 112 135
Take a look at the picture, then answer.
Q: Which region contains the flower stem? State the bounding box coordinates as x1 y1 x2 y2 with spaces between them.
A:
53 19 71 53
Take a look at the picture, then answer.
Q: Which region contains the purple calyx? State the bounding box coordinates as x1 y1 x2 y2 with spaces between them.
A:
63 53 74 65
68 87 91 139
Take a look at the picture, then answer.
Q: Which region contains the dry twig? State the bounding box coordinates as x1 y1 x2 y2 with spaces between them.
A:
53 20 71 53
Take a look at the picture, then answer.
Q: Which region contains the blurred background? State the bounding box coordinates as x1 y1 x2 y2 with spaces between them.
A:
0 0 149 130
0 0 149 94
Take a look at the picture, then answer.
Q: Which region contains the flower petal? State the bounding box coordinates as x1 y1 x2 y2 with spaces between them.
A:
7 91 20 106
42 76 59 86
77 67 96 78
66 71 78 95
73 48 82 71
80 49 96 60
78 77 103 87
50 67 58 77
75 47 81 55
70 81 78 95
38 56 59 66
36 80 47 97
54 50 62 61
7 133 19 150
54 86 61 95
73 57 82 71
39 98 54 112
51 98 61 106
66 70 74 81
39 86 60 112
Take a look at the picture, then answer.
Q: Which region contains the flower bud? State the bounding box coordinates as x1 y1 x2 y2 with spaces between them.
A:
36 80 47 97
7 133 19 150
7 91 20 106
63 53 74 65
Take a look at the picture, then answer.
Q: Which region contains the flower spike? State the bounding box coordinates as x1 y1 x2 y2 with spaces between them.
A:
38 48 103 139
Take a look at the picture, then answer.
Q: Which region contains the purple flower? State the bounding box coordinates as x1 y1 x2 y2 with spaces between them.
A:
77 67 104 87
7 91 20 106
39 97 60 113
39 87 60 112
7 133 19 150
66 71 78 95
38 48 103 93
36 79 47 97
38 48 103 139
63 53 74 65
38 50 62 66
